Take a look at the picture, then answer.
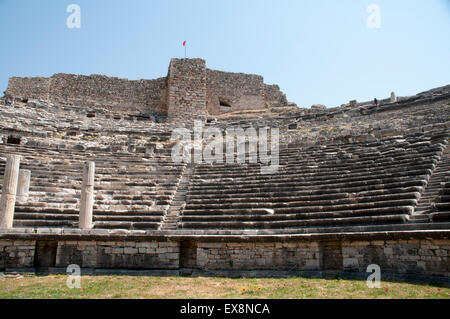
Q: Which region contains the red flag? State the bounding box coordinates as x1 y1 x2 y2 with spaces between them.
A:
183 41 186 46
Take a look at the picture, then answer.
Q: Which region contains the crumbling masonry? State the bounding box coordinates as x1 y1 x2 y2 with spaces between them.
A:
5 59 288 120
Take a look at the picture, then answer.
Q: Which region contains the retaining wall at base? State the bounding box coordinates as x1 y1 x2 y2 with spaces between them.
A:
0 235 449 279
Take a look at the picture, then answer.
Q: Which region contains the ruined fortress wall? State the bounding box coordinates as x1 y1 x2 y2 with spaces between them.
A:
6 77 51 100
49 74 168 115
264 84 288 106
143 77 168 115
5 58 288 118
6 74 168 115
167 58 207 121
206 69 265 115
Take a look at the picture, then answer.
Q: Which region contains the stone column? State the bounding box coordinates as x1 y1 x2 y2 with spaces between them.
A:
0 155 21 229
16 169 31 203
79 161 95 229
390 92 397 103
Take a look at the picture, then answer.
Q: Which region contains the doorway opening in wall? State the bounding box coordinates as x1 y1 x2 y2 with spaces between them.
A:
7 135 21 145
34 241 58 269
219 99 231 107
180 241 197 269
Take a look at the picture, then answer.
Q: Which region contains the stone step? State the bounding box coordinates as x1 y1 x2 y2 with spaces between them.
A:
187 180 426 196
430 211 450 222
93 215 163 222
193 156 439 172
93 221 160 230
186 186 423 200
193 159 436 177
408 215 430 223
180 214 408 230
14 220 75 227
159 164 195 230
183 206 412 217
182 207 411 222
184 199 417 212
186 192 419 207
190 170 431 187
14 213 78 220
414 143 450 213
13 203 167 213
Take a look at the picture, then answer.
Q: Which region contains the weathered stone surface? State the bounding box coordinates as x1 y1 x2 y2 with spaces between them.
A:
16 169 30 203
6 58 290 119
0 156 21 229
311 104 326 110
79 161 95 230
54 241 179 269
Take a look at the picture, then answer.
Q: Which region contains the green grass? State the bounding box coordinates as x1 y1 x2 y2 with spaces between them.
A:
0 275 449 299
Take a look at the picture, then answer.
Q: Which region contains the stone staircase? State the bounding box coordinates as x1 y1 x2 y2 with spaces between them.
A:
159 164 195 230
430 178 450 222
414 138 449 216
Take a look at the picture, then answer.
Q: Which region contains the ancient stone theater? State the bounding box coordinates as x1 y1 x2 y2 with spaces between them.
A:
0 58 449 281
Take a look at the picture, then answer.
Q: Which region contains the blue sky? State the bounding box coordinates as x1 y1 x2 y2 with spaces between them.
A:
0 0 449 107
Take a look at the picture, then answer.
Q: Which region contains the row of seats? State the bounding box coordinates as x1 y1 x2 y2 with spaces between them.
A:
179 132 448 231
431 178 450 222
0 143 185 230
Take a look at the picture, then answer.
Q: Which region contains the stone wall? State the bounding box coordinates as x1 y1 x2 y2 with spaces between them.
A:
264 84 288 107
167 58 207 121
0 240 35 269
195 242 320 270
48 74 168 115
206 69 265 115
1 237 448 279
186 240 450 278
6 77 50 100
55 240 179 269
342 239 450 278
5 58 289 120
6 74 168 116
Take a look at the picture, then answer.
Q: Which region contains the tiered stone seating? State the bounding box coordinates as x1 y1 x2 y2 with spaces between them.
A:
431 178 450 222
0 101 183 156
0 143 184 230
0 96 448 235
180 132 448 231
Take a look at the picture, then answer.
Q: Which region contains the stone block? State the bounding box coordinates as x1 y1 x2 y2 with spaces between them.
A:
13 240 34 246
124 248 138 254
343 258 359 268
112 248 124 254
